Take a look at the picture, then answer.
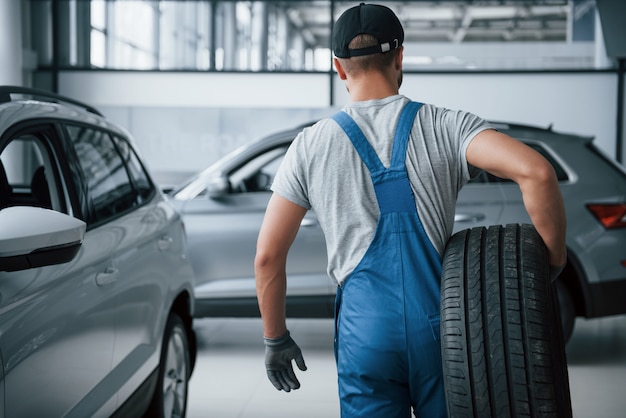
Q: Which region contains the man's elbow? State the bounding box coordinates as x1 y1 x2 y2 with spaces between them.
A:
514 160 559 202
254 247 285 273
254 250 271 272
522 157 558 187
534 160 558 184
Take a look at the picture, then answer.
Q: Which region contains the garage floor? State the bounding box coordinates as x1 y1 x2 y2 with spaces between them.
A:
187 314 626 418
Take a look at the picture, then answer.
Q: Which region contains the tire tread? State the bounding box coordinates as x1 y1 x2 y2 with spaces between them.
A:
441 224 572 418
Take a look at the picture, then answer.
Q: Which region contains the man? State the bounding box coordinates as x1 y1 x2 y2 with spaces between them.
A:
255 3 566 417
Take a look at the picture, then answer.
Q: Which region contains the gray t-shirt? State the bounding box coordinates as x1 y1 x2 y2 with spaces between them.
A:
272 94 492 286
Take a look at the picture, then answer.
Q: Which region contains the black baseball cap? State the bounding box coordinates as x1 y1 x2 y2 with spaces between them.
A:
332 3 404 58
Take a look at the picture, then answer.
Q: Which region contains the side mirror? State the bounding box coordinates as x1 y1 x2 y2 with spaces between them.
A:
0 206 86 272
206 175 230 199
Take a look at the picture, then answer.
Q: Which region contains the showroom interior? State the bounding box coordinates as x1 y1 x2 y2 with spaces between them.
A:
1 1 625 417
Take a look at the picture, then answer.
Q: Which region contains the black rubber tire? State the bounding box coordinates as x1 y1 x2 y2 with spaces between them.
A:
145 313 191 418
555 279 576 343
440 224 572 418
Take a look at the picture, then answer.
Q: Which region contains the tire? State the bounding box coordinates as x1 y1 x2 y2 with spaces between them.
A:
440 224 572 418
145 313 191 418
555 279 575 343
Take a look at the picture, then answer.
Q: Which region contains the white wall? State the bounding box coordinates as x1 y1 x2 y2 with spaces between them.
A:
97 105 337 181
59 70 620 177
59 71 330 107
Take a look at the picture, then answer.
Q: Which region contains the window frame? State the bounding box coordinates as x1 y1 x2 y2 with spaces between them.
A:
61 122 156 228
0 122 73 215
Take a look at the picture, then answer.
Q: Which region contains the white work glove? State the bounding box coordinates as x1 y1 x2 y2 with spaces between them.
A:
264 330 307 392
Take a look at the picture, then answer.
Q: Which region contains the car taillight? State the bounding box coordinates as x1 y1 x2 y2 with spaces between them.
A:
586 203 626 229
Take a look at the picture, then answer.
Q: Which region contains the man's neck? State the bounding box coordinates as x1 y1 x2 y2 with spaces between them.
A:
347 72 399 102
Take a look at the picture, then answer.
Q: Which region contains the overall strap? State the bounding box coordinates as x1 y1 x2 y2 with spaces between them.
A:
331 111 384 174
390 101 423 171
331 101 423 175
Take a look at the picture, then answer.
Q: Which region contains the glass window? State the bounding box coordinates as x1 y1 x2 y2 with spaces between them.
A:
468 171 491 184
112 135 154 203
266 1 331 71
335 0 602 70
67 125 138 224
229 146 287 193
159 1 211 70
90 0 106 68
1 137 43 189
528 143 569 182
0 128 65 213
478 142 569 183
1 136 47 207
80 0 610 71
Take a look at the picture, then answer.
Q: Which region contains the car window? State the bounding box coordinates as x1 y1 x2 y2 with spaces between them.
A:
468 171 490 184
111 135 154 204
66 125 140 225
470 142 569 184
529 143 568 181
229 146 288 193
0 127 66 213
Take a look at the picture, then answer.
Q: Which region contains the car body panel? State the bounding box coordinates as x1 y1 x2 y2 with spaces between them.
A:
453 181 506 232
173 191 331 316
106 200 192 410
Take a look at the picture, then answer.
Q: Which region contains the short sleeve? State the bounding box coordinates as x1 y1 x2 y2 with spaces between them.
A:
441 108 493 183
271 131 312 210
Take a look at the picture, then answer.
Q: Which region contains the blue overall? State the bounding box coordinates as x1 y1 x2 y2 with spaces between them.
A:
331 102 447 418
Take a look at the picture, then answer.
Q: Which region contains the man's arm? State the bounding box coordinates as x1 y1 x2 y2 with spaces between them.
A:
466 129 567 268
255 193 308 391
255 193 307 337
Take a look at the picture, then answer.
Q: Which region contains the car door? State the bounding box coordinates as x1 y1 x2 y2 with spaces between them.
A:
63 124 183 410
453 171 506 233
181 144 330 304
0 123 117 417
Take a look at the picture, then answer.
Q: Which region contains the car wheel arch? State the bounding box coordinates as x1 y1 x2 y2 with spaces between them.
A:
553 249 594 343
169 290 197 371
561 250 592 318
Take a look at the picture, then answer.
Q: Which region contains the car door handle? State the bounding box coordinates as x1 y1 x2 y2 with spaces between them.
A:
158 236 173 251
96 267 119 287
455 213 486 223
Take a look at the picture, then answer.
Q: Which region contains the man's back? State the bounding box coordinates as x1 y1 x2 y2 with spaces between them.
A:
271 94 491 285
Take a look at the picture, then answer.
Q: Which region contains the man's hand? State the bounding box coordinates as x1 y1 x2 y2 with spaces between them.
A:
550 262 566 282
264 330 307 392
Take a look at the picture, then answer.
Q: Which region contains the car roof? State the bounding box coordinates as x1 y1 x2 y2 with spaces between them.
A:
490 121 593 146
0 86 129 138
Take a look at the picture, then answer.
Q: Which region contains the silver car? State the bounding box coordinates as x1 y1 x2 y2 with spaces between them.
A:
0 86 196 417
169 119 626 342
